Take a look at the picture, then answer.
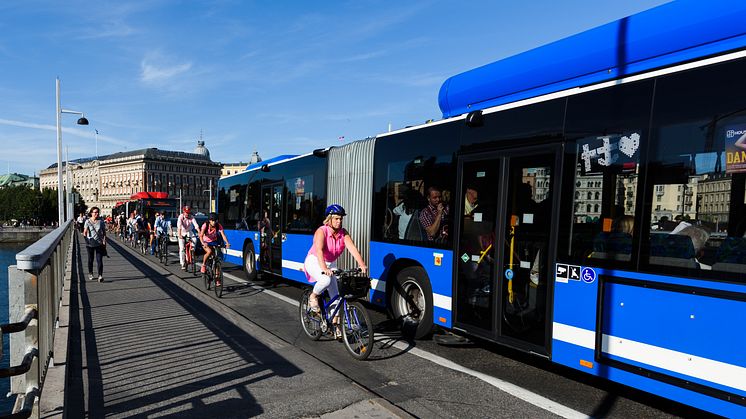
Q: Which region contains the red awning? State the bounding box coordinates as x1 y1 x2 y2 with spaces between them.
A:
130 191 169 200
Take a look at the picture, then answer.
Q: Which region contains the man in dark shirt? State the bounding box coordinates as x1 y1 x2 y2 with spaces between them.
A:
419 186 449 241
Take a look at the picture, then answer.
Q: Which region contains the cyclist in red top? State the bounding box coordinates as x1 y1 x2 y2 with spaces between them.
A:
199 212 230 273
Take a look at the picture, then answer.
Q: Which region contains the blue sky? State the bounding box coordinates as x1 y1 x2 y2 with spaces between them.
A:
0 0 669 175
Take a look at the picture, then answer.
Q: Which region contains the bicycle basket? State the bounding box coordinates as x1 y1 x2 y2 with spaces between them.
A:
338 275 371 300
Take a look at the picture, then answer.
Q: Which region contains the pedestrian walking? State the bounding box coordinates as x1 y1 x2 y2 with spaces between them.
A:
76 212 86 232
83 206 107 282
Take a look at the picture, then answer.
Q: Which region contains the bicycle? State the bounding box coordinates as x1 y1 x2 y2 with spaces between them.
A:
157 233 168 265
202 243 224 298
182 235 196 274
299 268 374 360
139 232 148 255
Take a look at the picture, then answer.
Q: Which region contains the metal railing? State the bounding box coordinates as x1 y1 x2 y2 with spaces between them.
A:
1 221 73 419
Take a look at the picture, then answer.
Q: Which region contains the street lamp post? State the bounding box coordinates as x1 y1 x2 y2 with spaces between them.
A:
202 189 211 214
56 78 89 226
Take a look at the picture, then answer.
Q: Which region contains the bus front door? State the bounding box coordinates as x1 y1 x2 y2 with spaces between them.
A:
454 147 560 355
260 183 284 275
454 156 502 337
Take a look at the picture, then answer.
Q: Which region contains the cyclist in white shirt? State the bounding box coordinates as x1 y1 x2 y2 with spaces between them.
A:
152 211 171 254
177 205 200 270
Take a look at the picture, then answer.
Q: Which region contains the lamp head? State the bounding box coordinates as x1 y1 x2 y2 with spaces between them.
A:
77 117 89 125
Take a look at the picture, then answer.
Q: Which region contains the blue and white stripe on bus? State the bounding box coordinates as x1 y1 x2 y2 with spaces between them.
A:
553 322 746 394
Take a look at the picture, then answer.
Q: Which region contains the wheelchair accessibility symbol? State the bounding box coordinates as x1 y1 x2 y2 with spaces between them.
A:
581 267 596 284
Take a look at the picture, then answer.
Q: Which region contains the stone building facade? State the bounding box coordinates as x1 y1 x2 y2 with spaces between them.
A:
39 142 222 216
221 162 248 178
39 159 100 209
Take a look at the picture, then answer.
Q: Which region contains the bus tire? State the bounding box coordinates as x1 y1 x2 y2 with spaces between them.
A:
243 246 257 281
389 266 434 340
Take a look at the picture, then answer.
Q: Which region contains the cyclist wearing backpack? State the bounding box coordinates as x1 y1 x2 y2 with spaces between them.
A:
134 210 148 245
304 204 367 336
199 212 230 273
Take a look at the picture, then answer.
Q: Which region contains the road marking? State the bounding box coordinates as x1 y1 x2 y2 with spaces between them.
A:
214 268 588 419
389 342 588 419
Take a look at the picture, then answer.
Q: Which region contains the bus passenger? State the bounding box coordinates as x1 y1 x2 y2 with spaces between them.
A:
675 225 711 269
304 205 367 339
419 187 449 241
392 188 419 239
464 186 479 217
612 215 634 236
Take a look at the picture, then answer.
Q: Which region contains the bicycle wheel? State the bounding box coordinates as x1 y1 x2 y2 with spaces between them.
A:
299 289 322 341
213 261 223 298
341 301 374 360
203 259 211 290
190 247 196 275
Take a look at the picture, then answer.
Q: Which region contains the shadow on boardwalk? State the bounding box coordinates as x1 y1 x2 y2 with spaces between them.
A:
65 235 303 418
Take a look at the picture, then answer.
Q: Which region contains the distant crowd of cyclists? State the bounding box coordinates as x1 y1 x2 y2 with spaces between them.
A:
78 205 230 274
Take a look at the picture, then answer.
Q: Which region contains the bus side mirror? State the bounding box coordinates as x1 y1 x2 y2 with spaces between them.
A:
465 110 484 128
312 148 329 158
260 164 270 172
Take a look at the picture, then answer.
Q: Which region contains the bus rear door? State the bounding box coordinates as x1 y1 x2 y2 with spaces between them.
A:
260 183 284 274
453 145 561 355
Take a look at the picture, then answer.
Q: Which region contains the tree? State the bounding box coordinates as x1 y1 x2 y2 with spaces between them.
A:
40 188 58 224
0 185 42 223
72 187 87 218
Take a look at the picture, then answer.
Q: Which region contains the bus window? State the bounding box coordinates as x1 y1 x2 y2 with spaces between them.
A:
382 156 453 246
244 181 260 231
285 175 315 233
372 123 459 247
645 58 746 280
567 133 641 262
560 79 652 266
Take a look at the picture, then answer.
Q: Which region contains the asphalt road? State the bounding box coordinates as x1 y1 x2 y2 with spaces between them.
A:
129 239 716 419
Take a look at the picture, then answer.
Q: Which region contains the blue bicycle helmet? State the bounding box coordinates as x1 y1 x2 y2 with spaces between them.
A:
325 204 346 217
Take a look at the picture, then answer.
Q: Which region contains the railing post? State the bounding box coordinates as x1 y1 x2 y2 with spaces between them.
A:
8 266 28 394
8 266 39 418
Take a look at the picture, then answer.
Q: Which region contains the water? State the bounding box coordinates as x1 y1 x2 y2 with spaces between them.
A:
0 243 30 413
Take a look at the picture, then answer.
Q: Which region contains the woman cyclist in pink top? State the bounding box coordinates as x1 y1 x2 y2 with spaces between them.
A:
305 204 367 337
199 212 231 273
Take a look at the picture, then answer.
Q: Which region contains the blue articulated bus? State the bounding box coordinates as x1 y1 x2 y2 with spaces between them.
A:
219 1 746 415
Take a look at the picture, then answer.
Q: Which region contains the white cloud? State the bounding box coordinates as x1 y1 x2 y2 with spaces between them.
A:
140 52 193 84
0 118 128 147
78 20 138 40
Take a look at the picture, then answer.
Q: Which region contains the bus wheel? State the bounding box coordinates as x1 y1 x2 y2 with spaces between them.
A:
243 246 257 281
390 266 433 340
